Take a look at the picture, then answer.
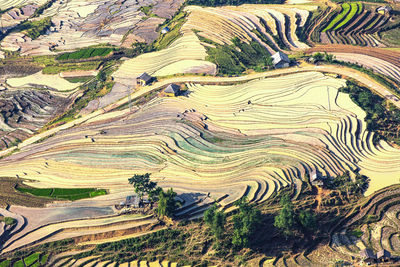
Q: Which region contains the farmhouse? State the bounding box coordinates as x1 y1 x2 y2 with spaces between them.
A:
360 249 376 264
377 249 391 262
164 83 180 97
272 51 290 68
377 6 392 15
125 195 141 208
136 72 153 86
161 27 170 34
310 169 324 186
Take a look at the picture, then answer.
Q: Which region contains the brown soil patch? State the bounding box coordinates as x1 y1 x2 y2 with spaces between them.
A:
0 177 52 208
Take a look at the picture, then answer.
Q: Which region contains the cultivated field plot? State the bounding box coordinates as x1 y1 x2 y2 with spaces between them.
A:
114 32 215 81
0 0 185 56
0 72 399 211
6 71 82 92
331 52 400 83
0 89 68 151
319 3 392 47
115 4 315 80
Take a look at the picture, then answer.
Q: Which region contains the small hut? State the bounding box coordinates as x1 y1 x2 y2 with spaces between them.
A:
377 6 392 15
164 83 180 97
136 72 153 86
161 27 170 34
310 169 324 186
377 249 391 262
272 51 290 69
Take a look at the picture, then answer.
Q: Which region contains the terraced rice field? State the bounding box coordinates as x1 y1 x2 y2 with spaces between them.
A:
183 4 315 51
0 89 68 151
0 0 46 10
320 4 389 47
6 71 82 92
1 0 185 56
0 72 399 211
330 186 400 260
331 52 400 83
114 32 215 81
115 4 315 80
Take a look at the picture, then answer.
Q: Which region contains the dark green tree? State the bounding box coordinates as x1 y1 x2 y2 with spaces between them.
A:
298 209 317 231
204 204 226 240
232 198 261 249
128 173 158 200
156 188 178 218
274 194 296 237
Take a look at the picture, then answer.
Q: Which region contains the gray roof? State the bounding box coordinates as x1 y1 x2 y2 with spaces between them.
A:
126 195 140 205
360 249 376 259
377 249 391 259
165 83 180 94
272 51 290 65
378 6 392 11
137 72 152 82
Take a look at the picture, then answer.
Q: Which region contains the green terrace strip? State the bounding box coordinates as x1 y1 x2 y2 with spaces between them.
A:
323 3 351 32
334 3 360 31
16 187 107 201
23 253 40 267
57 47 114 61
357 2 363 14
0 260 10 267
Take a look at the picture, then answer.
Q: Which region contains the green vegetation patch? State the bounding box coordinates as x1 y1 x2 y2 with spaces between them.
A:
333 3 360 31
0 260 10 267
64 76 93 83
16 187 107 201
24 253 40 266
323 3 350 32
152 12 186 50
339 80 400 145
16 17 53 40
205 37 273 75
57 47 114 61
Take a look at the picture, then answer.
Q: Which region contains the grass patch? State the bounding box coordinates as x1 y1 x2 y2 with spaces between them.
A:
349 229 363 238
64 76 93 83
205 37 273 75
152 12 186 50
19 17 53 40
323 3 350 32
2 217 17 226
57 47 114 61
24 253 40 266
13 260 24 267
333 3 360 31
140 5 154 16
0 260 10 267
16 187 107 201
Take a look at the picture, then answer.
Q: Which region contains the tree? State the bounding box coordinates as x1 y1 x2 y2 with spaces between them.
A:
232 198 261 249
274 194 296 237
156 188 178 218
204 204 226 240
298 209 316 231
128 173 158 200
324 52 334 63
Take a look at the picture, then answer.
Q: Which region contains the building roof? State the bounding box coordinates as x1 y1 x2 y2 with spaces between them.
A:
126 195 140 206
164 83 180 94
137 72 152 82
377 249 391 259
162 27 170 32
272 51 290 65
310 169 318 181
378 5 392 11
360 249 376 259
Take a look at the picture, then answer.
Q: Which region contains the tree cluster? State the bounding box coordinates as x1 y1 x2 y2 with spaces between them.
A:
128 173 177 218
274 195 316 238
